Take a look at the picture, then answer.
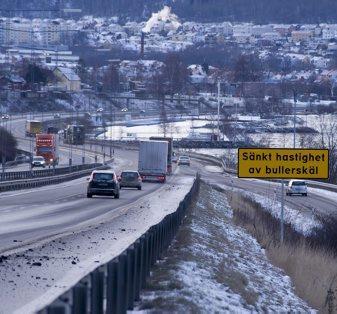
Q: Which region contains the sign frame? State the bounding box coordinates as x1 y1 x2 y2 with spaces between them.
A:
238 147 329 180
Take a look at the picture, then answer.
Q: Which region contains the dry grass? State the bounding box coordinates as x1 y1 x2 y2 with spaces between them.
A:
226 190 337 313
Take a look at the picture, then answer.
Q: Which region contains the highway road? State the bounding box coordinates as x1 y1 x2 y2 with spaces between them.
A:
2 115 98 172
1 153 337 256
188 158 337 219
0 148 171 254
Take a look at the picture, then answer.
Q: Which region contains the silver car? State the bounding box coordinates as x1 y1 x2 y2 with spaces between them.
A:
286 180 308 196
119 171 142 190
178 155 191 166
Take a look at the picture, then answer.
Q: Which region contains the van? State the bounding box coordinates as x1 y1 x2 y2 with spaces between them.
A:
286 180 308 196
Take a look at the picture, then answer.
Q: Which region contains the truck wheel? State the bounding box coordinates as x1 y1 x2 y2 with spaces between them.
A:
87 193 92 198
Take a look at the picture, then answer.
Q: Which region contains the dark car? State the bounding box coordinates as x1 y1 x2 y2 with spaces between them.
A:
119 171 142 190
87 170 120 199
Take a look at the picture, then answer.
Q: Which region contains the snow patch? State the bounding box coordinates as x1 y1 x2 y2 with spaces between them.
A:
232 187 322 236
136 186 314 312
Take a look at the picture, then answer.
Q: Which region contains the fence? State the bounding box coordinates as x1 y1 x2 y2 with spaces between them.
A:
86 138 243 149
0 164 110 192
0 163 102 182
37 174 200 314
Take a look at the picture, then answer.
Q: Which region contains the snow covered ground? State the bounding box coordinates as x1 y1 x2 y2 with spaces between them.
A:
309 187 337 204
100 118 226 141
228 186 322 236
0 174 195 314
135 184 313 312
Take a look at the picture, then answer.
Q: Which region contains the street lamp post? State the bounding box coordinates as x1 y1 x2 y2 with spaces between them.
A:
217 81 221 141
293 90 297 149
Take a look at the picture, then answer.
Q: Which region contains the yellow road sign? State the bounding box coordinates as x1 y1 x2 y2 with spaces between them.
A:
238 148 329 179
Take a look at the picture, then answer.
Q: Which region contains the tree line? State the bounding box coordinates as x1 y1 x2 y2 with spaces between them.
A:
3 0 337 23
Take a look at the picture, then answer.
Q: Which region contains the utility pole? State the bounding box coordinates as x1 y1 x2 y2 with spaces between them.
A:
217 81 221 140
280 180 285 244
293 90 297 149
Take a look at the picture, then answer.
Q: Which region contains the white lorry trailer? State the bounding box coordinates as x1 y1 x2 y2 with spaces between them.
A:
138 140 168 183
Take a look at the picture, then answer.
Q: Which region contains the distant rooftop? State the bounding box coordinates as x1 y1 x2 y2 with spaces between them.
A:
55 67 80 81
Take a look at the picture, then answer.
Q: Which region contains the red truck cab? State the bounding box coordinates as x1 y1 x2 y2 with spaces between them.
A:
35 134 59 166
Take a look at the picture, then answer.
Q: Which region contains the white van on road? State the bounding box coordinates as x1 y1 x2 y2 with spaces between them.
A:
286 180 308 196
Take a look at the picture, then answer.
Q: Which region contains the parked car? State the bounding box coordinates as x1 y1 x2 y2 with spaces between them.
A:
54 113 61 119
31 156 46 168
87 170 120 199
178 155 191 166
1 114 9 120
121 107 128 112
15 154 30 164
286 180 308 196
119 171 142 190
172 153 178 163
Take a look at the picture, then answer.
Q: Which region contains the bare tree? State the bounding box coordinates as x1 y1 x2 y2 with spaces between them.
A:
311 115 337 183
102 65 120 92
159 100 168 137
232 54 262 83
164 53 188 96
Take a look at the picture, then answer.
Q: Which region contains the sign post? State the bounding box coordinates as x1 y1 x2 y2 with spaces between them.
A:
238 148 329 243
281 180 284 243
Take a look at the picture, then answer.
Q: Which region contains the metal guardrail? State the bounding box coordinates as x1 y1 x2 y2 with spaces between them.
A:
86 138 243 149
37 174 200 314
0 164 109 192
0 163 102 182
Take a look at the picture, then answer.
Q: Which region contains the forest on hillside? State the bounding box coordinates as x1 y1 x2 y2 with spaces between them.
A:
2 0 337 23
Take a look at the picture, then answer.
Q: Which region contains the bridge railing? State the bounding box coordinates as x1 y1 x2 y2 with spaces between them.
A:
0 163 102 182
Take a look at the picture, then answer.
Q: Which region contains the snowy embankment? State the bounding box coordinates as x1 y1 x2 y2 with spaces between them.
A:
229 186 322 236
136 184 313 312
0 175 194 314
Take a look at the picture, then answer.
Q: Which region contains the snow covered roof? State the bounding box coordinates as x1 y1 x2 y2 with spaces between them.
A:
55 67 80 81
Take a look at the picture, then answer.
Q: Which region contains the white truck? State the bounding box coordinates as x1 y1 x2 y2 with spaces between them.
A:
138 140 168 183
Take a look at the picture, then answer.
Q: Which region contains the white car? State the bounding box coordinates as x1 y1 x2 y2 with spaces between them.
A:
121 108 128 112
31 156 46 168
178 155 191 166
286 180 308 196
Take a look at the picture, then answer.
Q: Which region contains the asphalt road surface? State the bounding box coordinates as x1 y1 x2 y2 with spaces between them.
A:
3 116 98 171
0 149 168 254
185 158 337 219
2 155 337 256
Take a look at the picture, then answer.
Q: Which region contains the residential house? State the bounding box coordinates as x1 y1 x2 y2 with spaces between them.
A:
53 67 81 92
291 31 313 42
0 74 26 90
